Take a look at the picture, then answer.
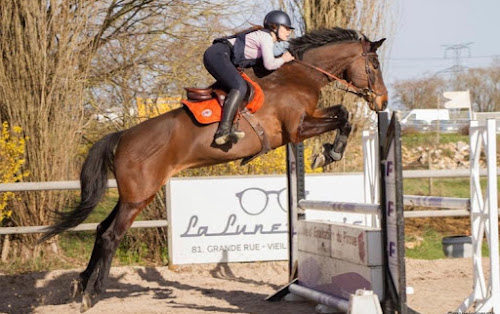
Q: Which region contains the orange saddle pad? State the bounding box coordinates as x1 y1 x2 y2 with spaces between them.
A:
182 73 264 124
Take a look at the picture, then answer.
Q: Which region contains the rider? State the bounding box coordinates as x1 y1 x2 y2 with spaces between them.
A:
203 10 295 145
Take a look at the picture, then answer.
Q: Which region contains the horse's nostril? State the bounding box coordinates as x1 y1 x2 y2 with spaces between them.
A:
383 100 388 109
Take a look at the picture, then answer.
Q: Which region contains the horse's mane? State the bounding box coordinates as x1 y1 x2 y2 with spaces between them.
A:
289 27 367 59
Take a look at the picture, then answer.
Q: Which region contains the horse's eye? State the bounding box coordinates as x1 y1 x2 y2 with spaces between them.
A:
372 59 380 69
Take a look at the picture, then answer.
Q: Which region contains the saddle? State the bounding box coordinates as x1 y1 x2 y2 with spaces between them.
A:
181 72 270 165
184 83 255 110
182 72 264 124
184 75 255 107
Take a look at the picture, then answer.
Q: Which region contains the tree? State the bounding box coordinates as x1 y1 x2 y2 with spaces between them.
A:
0 0 240 252
451 61 500 112
392 60 500 112
392 77 446 110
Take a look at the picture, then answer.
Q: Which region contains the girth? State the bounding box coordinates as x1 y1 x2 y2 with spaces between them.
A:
239 108 271 166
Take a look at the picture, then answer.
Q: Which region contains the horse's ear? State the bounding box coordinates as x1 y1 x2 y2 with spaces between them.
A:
370 38 386 52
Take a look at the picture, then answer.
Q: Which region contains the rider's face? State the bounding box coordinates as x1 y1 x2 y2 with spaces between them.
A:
278 25 292 41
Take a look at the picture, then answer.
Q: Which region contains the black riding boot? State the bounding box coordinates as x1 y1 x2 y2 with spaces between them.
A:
214 90 245 145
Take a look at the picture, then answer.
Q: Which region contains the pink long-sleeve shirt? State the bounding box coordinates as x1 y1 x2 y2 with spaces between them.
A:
228 30 284 70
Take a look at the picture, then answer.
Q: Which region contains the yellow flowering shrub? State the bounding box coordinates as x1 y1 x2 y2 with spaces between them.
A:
0 121 29 223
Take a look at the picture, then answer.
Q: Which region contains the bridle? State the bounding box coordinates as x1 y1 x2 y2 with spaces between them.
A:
293 40 384 100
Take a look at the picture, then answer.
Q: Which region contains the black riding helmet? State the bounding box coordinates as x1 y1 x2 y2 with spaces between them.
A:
263 10 294 31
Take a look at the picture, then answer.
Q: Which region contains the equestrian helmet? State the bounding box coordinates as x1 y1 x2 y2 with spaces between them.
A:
263 10 294 30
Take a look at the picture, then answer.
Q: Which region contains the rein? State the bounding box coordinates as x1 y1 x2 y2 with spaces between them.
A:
293 59 361 93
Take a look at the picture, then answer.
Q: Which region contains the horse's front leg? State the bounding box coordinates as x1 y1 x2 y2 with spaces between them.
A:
314 120 352 168
296 104 352 168
323 104 352 161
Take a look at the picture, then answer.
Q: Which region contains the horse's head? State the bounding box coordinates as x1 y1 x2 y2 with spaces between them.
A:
344 39 388 112
289 28 389 112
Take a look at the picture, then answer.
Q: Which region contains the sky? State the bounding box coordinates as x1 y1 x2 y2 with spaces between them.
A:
245 0 499 106
386 0 500 84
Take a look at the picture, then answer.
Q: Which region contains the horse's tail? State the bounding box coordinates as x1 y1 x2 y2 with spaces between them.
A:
38 131 123 243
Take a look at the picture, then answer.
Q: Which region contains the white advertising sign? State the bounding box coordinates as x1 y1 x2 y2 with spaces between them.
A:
170 176 289 265
443 90 471 109
169 173 366 265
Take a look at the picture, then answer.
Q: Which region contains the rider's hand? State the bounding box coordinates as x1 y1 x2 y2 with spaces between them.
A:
282 51 295 63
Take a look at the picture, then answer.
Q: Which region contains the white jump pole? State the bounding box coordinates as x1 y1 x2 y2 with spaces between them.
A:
298 199 379 214
403 195 470 209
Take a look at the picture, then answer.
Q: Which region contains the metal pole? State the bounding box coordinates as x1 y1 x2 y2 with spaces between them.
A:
286 143 305 280
289 284 349 312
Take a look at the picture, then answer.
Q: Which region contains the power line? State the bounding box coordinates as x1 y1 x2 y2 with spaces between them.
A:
387 54 500 61
440 42 474 73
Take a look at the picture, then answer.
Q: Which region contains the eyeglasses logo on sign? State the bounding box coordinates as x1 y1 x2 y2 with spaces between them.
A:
235 187 288 215
180 187 301 238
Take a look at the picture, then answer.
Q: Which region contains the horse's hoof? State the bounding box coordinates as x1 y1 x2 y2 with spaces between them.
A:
80 293 92 313
329 151 343 161
71 279 83 298
311 154 325 169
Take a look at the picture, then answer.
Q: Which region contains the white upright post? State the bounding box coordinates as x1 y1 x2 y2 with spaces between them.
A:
484 119 499 311
362 130 379 228
457 119 499 312
363 130 379 204
165 180 174 268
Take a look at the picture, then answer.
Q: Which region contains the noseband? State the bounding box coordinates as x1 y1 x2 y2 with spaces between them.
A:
359 41 385 100
293 41 384 100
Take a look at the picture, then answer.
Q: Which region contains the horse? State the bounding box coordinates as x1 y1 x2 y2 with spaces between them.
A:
39 27 388 311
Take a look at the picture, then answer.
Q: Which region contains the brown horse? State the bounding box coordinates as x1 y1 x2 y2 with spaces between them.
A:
39 27 388 311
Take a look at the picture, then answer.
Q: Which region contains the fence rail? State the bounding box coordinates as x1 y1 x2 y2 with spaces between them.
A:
2 168 496 194
0 180 117 192
0 180 166 236
0 220 168 235
0 168 497 236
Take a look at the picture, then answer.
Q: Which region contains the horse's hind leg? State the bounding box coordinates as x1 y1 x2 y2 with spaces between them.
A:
78 198 154 312
82 197 154 305
73 202 121 298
